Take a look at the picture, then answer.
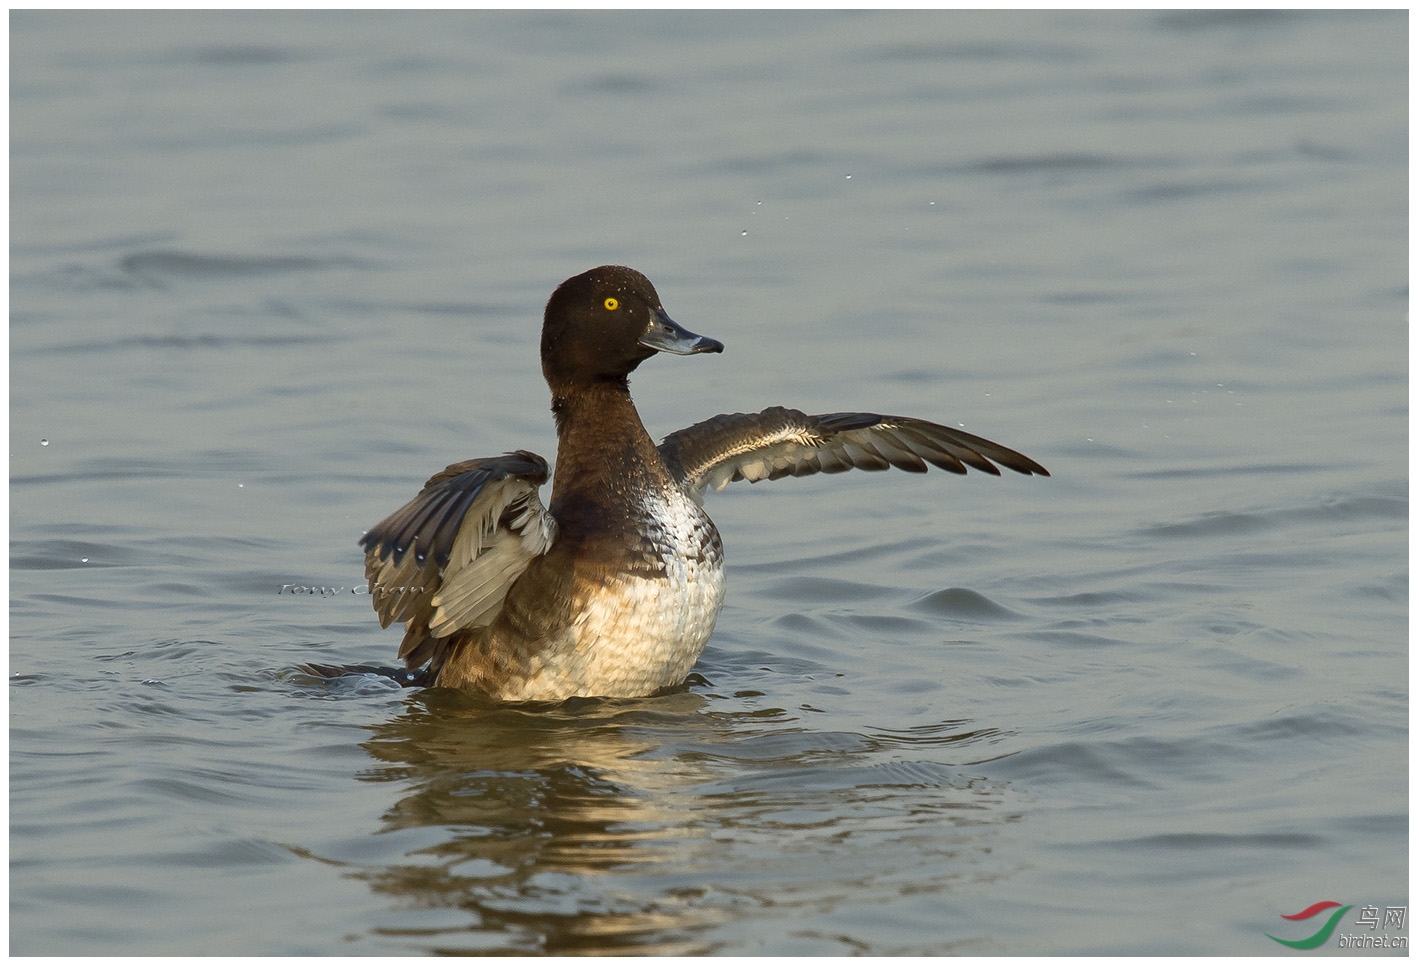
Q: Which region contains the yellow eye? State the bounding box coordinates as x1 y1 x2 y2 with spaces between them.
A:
603 297 619 311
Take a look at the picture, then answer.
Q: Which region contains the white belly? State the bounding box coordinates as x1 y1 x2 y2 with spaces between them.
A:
495 487 726 701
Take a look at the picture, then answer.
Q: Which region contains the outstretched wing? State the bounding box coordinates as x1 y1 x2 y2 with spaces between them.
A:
659 406 1048 498
359 450 556 669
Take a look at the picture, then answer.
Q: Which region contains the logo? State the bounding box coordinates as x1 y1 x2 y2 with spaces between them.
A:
1267 901 1408 950
1266 901 1352 949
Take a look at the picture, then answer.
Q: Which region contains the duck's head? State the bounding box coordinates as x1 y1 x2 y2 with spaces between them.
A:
541 265 723 391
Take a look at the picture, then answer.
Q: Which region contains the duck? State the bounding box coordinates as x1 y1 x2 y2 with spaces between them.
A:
345 265 1048 701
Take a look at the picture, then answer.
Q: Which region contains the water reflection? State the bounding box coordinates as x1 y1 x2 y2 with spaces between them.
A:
352 687 730 954
338 684 1022 955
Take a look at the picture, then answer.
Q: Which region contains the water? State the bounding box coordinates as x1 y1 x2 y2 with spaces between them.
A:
9 10 1407 955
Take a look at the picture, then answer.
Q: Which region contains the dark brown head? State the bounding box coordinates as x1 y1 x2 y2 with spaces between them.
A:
540 265 722 392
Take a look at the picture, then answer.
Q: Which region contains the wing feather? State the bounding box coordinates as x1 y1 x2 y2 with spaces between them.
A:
659 406 1048 498
359 450 556 670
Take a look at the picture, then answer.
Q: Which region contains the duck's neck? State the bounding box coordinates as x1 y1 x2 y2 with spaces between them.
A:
548 380 667 520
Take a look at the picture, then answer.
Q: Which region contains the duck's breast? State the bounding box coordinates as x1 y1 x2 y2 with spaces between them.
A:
499 482 726 701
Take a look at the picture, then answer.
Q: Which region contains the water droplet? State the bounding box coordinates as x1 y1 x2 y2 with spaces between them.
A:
845 174 852 180
40 439 48 447
740 230 748 237
237 483 244 489
81 557 88 563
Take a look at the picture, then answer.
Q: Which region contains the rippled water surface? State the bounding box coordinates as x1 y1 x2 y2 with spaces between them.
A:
10 10 1407 955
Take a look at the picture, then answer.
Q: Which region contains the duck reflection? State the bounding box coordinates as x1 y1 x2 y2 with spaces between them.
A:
335 679 1020 955
350 685 734 954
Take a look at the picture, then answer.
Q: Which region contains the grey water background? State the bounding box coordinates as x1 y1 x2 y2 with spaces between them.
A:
9 10 1407 955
